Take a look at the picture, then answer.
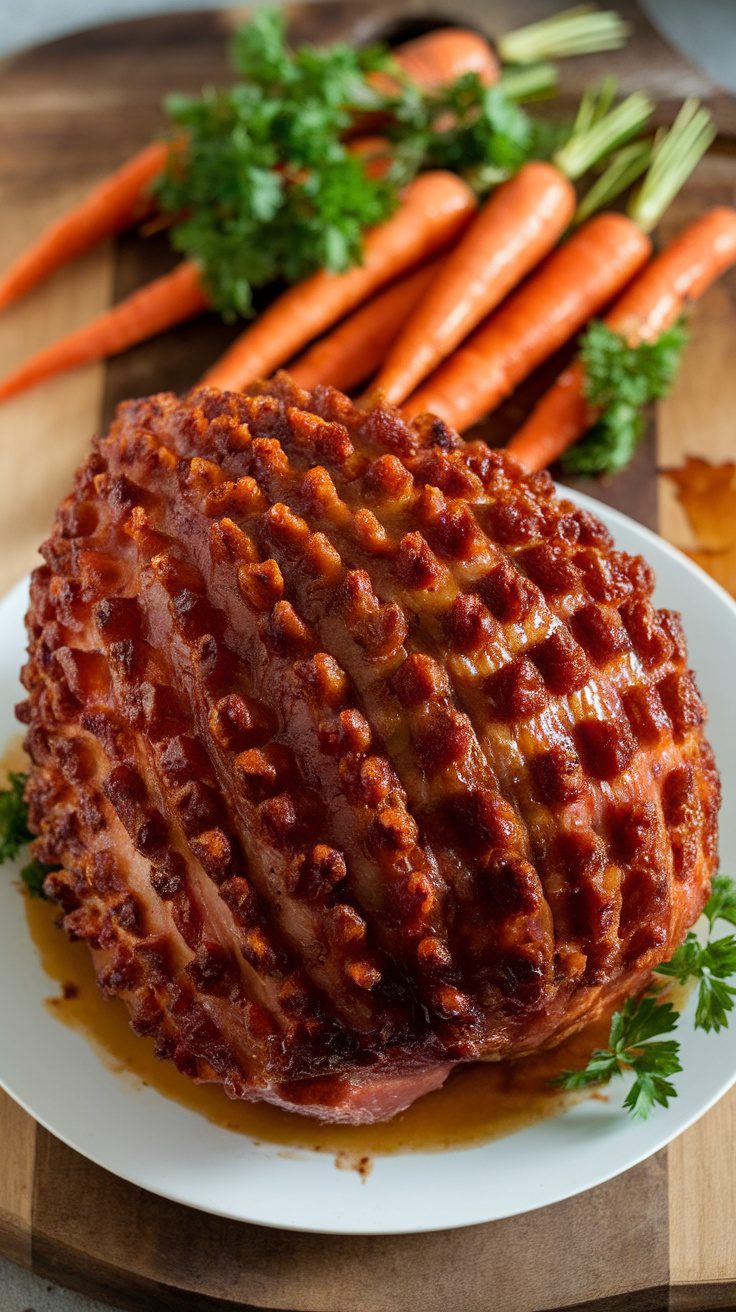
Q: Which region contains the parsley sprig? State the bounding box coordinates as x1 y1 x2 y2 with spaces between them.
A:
381 75 539 198
155 10 568 318
0 770 51 898
156 11 399 317
18 857 51 899
556 874 736 1117
556 995 682 1119
657 875 736 1033
0 770 34 861
561 318 688 475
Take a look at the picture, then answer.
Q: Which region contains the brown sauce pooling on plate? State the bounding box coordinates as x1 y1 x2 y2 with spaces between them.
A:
26 891 612 1154
7 736 693 1158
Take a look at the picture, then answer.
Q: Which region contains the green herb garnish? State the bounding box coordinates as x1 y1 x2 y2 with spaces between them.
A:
555 875 736 1117
555 995 682 1119
561 318 688 475
19 857 51 900
701 872 736 929
157 12 551 317
387 76 535 193
0 770 34 860
657 875 736 1033
157 10 399 317
0 769 50 897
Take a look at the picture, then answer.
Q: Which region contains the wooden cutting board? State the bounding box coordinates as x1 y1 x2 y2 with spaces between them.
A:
0 4 735 1309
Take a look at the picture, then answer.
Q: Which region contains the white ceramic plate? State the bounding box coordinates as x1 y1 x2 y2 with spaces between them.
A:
0 489 735 1235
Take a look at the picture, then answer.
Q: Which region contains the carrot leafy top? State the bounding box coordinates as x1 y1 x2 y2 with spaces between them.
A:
561 318 688 475
155 10 540 317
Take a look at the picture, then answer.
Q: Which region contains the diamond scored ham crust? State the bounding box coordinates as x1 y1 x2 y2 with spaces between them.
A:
18 376 719 1123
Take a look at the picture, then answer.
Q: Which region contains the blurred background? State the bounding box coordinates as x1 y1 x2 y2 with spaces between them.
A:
0 0 734 93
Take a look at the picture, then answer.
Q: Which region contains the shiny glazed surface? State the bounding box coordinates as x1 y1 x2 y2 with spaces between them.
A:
19 378 719 1123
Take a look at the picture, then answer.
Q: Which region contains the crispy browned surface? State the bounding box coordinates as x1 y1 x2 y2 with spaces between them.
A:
18 377 719 1122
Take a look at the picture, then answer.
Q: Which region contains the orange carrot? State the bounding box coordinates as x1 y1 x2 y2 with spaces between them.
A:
289 259 441 392
0 261 208 402
392 28 499 88
347 136 393 181
506 207 736 471
203 172 477 391
0 27 492 316
365 29 498 101
504 361 590 472
403 212 652 432
373 162 576 406
0 141 171 312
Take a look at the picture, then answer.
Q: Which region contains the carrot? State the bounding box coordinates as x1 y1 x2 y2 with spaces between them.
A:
202 172 477 391
347 136 393 181
506 207 736 471
391 28 498 88
373 162 576 406
289 258 441 392
0 27 490 319
0 141 171 312
504 361 590 472
0 261 208 402
371 86 656 408
403 212 651 431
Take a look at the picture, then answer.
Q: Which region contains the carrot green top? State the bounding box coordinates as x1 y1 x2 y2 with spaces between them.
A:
154 9 645 318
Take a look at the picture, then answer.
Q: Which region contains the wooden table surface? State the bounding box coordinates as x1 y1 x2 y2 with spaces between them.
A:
0 4 735 1309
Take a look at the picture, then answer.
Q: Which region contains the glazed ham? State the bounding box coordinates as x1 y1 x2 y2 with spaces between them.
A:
19 378 719 1123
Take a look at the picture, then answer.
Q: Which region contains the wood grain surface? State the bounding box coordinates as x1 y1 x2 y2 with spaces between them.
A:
0 4 734 1310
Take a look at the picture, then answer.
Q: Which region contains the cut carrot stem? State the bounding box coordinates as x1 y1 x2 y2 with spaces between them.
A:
628 100 716 233
373 162 576 407
497 6 630 64
498 61 557 101
553 90 652 180
289 258 441 392
573 139 652 227
0 261 208 402
0 140 172 312
506 207 736 471
202 172 477 391
403 212 651 431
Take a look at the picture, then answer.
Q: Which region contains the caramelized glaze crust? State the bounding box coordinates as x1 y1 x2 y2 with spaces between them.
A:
18 377 719 1122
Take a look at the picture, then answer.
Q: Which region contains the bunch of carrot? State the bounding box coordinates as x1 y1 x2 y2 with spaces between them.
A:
0 6 633 403
1 10 735 477
206 98 736 476
0 26 493 401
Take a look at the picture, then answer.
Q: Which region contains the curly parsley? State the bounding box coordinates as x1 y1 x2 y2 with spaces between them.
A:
657 875 736 1033
155 10 547 317
0 771 34 861
555 995 682 1119
0 770 51 898
562 318 688 475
